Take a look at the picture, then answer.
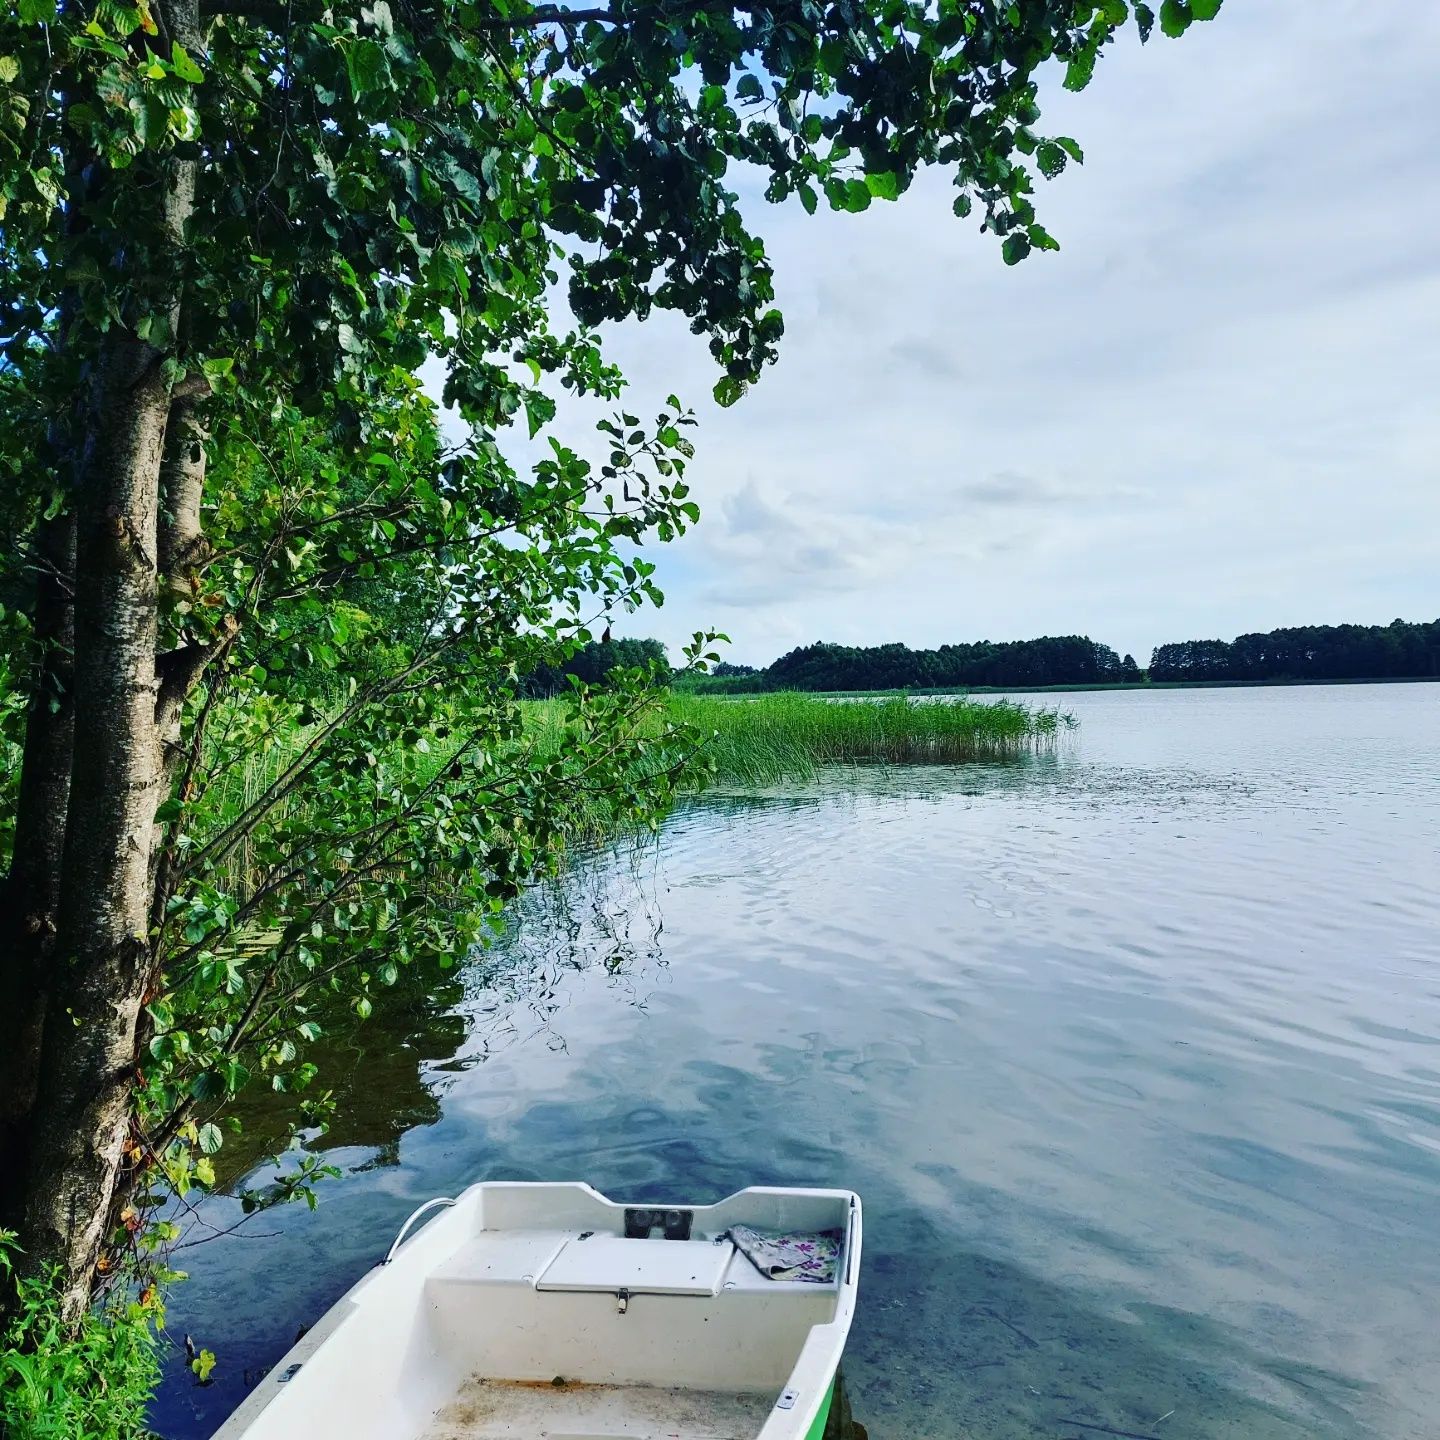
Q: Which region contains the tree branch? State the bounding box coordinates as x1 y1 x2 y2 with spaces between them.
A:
201 0 721 31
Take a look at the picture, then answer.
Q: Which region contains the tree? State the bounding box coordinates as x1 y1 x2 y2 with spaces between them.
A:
523 637 671 696
0 0 1224 1319
1148 619 1440 683
764 635 1127 689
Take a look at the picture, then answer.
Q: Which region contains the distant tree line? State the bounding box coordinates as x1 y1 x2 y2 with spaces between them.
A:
551 618 1440 696
764 638 1137 690
1149 619 1440 683
673 636 1141 692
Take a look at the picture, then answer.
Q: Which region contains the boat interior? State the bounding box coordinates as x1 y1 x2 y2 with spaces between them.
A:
216 1184 857 1440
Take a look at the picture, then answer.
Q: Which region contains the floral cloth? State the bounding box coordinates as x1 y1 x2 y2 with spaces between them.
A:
727 1224 843 1283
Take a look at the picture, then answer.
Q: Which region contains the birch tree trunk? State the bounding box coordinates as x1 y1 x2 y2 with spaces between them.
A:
18 1 202 1314
0 512 77 1229
20 331 175 1318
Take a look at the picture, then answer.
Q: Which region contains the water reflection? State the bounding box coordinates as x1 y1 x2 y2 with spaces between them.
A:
217 842 674 1177
213 967 467 1184
153 685 1440 1440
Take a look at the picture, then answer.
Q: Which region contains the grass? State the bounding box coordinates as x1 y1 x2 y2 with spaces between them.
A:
192 688 1070 891
0 1232 160 1440
664 692 1069 785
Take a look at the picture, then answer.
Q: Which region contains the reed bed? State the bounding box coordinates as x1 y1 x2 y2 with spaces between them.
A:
195 689 1069 892
666 692 1068 785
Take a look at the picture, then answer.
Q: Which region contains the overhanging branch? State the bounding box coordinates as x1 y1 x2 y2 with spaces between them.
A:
201 0 720 30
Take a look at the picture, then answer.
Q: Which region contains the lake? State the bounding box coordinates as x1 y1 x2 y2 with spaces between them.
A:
151 683 1440 1440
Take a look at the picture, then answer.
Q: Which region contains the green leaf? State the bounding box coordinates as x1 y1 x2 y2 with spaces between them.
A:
865 171 900 202
1134 2 1156 40
346 38 387 98
197 1123 223 1155
355 996 373 1020
190 1072 225 1102
1064 47 1097 91
170 41 204 83
135 311 170 346
1159 0 1191 37
0 56 20 84
1028 223 1060 252
797 182 817 216
735 73 763 102
713 376 746 408
1035 142 1067 179
1001 233 1031 265
1190 0 1222 17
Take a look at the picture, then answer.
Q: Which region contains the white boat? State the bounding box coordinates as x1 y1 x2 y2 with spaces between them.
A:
214 1181 862 1440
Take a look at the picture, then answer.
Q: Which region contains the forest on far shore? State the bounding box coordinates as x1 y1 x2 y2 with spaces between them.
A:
542 619 1440 694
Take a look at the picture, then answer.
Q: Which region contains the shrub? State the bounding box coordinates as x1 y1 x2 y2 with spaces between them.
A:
0 1232 160 1440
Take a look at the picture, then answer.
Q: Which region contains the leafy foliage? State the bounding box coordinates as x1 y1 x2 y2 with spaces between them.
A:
115 400 719 1230
0 0 1224 415
0 1232 160 1440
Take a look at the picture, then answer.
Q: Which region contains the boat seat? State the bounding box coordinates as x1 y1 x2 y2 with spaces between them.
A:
427 1231 573 1288
536 1235 734 1296
426 1230 840 1298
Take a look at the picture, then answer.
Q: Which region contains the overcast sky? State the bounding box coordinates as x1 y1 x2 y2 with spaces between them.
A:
523 1 1440 668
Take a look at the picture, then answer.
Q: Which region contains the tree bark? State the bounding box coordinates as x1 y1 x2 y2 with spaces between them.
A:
157 392 208 590
0 512 77 1231
21 328 174 1319
18 0 201 1313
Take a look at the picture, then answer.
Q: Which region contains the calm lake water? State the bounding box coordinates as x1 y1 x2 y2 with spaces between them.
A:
151 683 1440 1440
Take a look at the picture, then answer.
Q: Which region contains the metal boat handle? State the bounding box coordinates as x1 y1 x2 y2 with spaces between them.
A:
844 1200 857 1285
383 1196 457 1264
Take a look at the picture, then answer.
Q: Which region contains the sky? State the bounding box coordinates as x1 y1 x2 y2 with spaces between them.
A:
509 1 1440 669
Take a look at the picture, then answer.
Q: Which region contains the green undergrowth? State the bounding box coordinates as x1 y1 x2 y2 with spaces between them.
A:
0 1234 161 1440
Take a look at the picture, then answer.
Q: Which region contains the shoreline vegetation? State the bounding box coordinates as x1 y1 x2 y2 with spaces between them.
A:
661 692 1069 782
526 692 1070 809
186 692 1067 900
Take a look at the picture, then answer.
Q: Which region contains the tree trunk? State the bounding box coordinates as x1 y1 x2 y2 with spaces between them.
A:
157 392 208 590
0 512 77 1231
18 2 201 1310
20 329 174 1320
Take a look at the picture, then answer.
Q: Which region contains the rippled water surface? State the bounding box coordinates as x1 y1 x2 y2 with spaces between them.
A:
153 684 1440 1440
